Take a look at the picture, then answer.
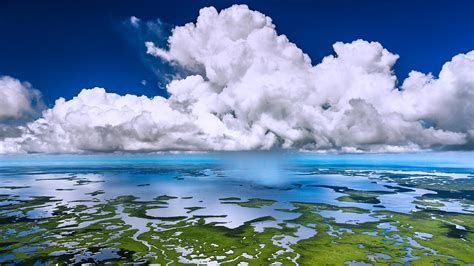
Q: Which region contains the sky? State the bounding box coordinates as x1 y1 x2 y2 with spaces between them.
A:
0 1 473 153
1 0 473 106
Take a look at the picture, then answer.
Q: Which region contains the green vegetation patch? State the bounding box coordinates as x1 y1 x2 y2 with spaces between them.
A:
222 198 276 208
1 192 473 265
219 197 241 201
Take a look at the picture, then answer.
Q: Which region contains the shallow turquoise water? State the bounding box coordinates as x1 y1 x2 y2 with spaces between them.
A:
0 151 472 215
1 151 473 168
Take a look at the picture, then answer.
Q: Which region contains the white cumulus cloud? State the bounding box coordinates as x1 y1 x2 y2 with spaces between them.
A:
0 76 44 121
0 5 473 153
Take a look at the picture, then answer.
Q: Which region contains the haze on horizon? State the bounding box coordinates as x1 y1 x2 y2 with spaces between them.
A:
0 4 473 154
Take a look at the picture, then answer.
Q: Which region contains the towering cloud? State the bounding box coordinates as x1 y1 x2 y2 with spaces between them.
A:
0 5 473 153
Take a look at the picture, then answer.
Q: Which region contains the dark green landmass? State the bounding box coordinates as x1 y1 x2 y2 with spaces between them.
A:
1 192 473 265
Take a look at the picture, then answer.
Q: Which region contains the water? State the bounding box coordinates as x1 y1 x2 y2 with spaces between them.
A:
0 151 473 264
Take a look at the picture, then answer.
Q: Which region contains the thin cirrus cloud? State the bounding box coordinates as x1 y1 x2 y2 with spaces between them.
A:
0 4 473 154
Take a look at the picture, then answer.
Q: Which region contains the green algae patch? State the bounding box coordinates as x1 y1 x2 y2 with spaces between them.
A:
413 199 445 207
289 201 369 214
185 206 205 213
154 195 178 201
86 190 105 196
309 185 387 204
336 193 381 204
0 186 30 190
222 198 276 208
219 197 241 201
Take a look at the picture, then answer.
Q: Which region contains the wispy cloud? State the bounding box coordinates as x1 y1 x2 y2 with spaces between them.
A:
118 15 177 90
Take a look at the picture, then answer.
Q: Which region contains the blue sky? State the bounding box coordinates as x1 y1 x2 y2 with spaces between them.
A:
1 0 473 106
